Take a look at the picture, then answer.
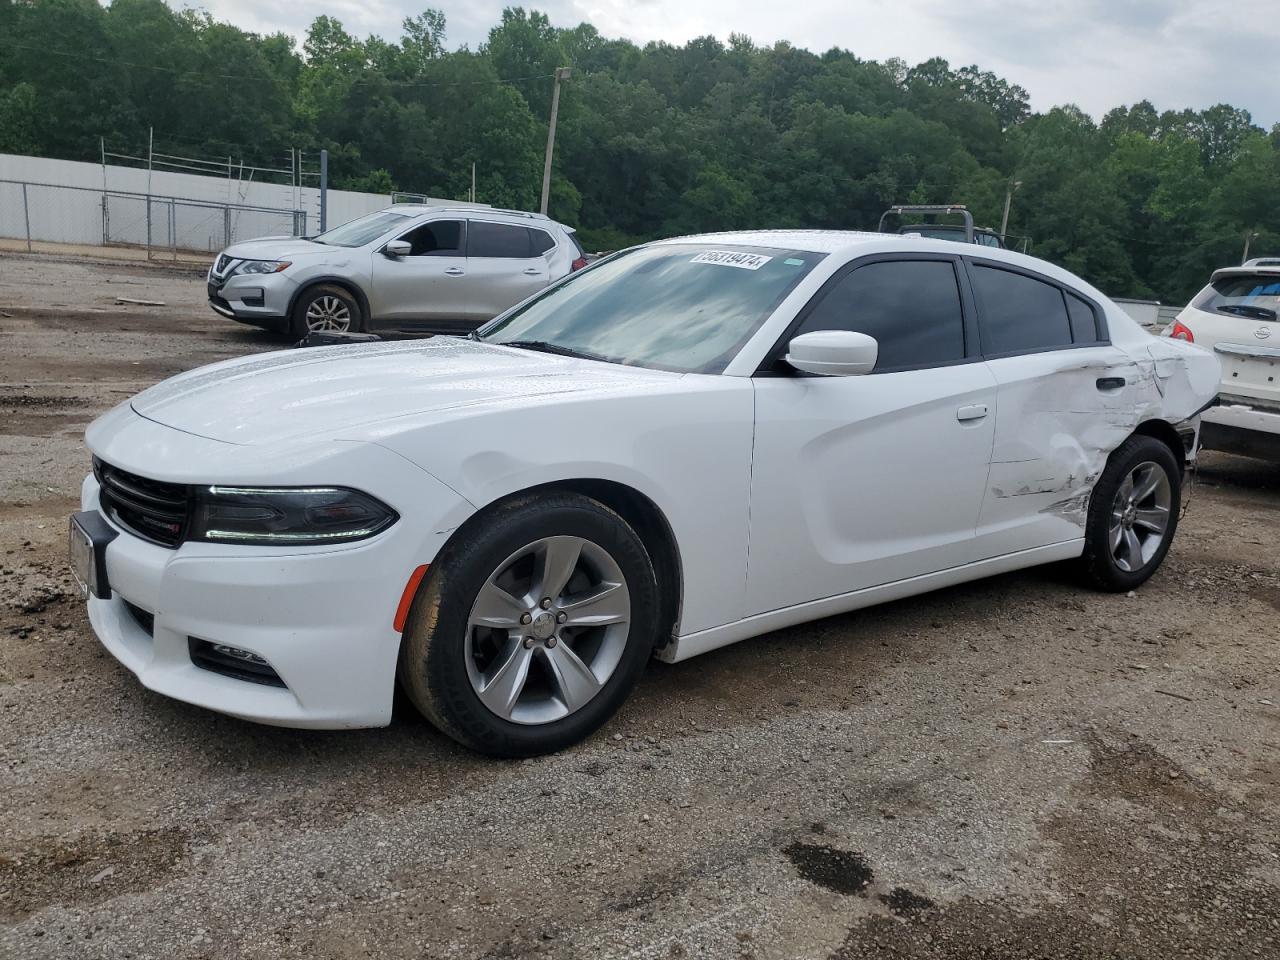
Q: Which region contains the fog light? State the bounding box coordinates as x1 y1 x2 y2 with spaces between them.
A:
211 644 269 665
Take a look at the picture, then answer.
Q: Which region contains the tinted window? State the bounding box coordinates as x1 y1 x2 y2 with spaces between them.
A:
469 221 531 259
529 229 555 255
977 233 1002 248
399 220 462 256
1066 292 1099 342
1191 274 1280 321
972 265 1073 354
794 260 965 370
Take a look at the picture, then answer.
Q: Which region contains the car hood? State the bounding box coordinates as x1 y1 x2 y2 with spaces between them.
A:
221 237 335 260
128 338 681 446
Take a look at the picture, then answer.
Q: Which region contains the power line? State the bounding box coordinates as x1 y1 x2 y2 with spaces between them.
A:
4 42 556 90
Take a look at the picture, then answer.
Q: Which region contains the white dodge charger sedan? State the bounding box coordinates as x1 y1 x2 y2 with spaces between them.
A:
72 231 1219 755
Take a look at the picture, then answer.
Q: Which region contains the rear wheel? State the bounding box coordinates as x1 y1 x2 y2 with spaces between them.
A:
291 284 363 337
1079 435 1181 591
399 492 659 756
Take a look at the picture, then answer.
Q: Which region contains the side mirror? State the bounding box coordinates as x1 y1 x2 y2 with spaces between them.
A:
383 240 411 258
785 330 879 376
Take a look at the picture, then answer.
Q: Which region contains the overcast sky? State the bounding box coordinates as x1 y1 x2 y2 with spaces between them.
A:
178 0 1280 127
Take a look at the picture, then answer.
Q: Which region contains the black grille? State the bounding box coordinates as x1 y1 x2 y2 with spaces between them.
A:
94 458 190 548
215 253 232 274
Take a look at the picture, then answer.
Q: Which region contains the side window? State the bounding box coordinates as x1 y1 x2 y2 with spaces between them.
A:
794 259 966 370
468 221 532 259
971 265 1073 355
978 233 1002 248
529 229 555 255
1065 291 1100 343
398 220 462 256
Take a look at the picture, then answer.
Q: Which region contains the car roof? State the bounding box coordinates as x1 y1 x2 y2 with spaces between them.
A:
652 229 886 254
1212 264 1280 280
652 229 1111 303
381 204 555 224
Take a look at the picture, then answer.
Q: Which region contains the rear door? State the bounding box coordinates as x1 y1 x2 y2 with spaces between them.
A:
466 221 550 322
966 259 1140 557
368 219 469 330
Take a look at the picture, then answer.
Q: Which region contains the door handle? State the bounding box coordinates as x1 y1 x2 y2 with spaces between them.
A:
522 268 542 276
956 404 989 422
444 267 464 276
1096 376 1125 391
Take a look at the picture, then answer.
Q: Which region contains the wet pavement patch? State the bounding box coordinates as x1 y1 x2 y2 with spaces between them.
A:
880 886 935 915
783 842 873 896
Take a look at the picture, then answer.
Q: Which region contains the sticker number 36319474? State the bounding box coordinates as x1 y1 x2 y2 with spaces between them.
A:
690 250 773 270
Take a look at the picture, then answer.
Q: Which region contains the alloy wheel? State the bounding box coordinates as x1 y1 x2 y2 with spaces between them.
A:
465 536 630 725
304 295 352 332
1109 460 1172 573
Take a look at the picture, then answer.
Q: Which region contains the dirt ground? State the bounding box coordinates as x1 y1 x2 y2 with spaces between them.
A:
1 253 1278 960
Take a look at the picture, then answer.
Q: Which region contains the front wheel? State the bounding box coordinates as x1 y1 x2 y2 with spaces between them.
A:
291 284 363 337
399 493 659 756
1079 435 1182 591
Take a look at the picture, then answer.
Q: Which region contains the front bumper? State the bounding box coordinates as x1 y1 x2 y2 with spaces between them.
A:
77 425 475 728
207 268 296 331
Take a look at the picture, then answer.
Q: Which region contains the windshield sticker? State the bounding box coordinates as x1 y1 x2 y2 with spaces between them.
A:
690 250 772 270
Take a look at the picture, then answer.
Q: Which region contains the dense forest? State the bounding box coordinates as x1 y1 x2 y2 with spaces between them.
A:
2 0 1279 303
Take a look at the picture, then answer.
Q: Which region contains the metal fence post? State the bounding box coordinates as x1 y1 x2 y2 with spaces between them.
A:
170 200 177 260
21 183 32 252
145 195 152 260
224 206 231 248
319 148 328 233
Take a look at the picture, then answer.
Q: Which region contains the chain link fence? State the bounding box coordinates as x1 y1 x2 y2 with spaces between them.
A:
0 179 306 264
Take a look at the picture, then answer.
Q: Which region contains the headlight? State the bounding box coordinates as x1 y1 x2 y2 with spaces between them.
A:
190 486 397 546
237 260 291 275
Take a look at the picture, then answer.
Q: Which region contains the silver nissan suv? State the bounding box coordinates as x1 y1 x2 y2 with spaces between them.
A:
206 205 588 337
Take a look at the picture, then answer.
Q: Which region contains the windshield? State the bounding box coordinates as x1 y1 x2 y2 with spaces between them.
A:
1193 274 1280 321
312 210 413 248
478 244 824 374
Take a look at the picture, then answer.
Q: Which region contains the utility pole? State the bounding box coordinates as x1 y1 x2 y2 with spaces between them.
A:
1242 229 1258 264
540 67 571 215
999 179 1022 239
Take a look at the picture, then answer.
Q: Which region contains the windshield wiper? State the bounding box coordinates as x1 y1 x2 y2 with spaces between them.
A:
499 340 612 363
1217 303 1277 322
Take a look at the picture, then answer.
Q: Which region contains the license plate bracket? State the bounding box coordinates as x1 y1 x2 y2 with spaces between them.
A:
68 510 118 600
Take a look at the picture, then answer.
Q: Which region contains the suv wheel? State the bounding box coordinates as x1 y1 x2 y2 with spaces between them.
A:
399 492 659 757
292 284 363 337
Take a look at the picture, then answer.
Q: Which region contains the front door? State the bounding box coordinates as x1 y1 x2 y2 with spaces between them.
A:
747 257 997 616
368 219 469 329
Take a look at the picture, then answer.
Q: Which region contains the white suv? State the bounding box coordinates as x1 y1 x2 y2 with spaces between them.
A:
1169 258 1280 460
206 205 587 337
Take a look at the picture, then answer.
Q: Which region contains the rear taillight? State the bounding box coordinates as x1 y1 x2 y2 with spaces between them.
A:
1169 320 1195 343
571 256 588 272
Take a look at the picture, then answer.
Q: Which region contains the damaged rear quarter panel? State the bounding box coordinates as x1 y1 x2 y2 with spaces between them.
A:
975 329 1218 556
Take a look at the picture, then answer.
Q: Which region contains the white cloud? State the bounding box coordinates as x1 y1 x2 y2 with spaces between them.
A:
173 0 1280 125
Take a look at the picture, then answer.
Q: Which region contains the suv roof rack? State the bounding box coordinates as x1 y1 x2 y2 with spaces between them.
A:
434 205 551 221
878 204 975 244
1243 257 1280 267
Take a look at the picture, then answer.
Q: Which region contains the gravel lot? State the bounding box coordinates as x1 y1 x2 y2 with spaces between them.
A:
2 253 1278 960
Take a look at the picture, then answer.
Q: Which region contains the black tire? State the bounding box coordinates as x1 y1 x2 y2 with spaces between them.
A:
398 492 660 757
1079 435 1182 591
290 283 363 338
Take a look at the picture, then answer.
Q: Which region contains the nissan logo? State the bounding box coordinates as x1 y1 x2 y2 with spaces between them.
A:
1256 326 1273 340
